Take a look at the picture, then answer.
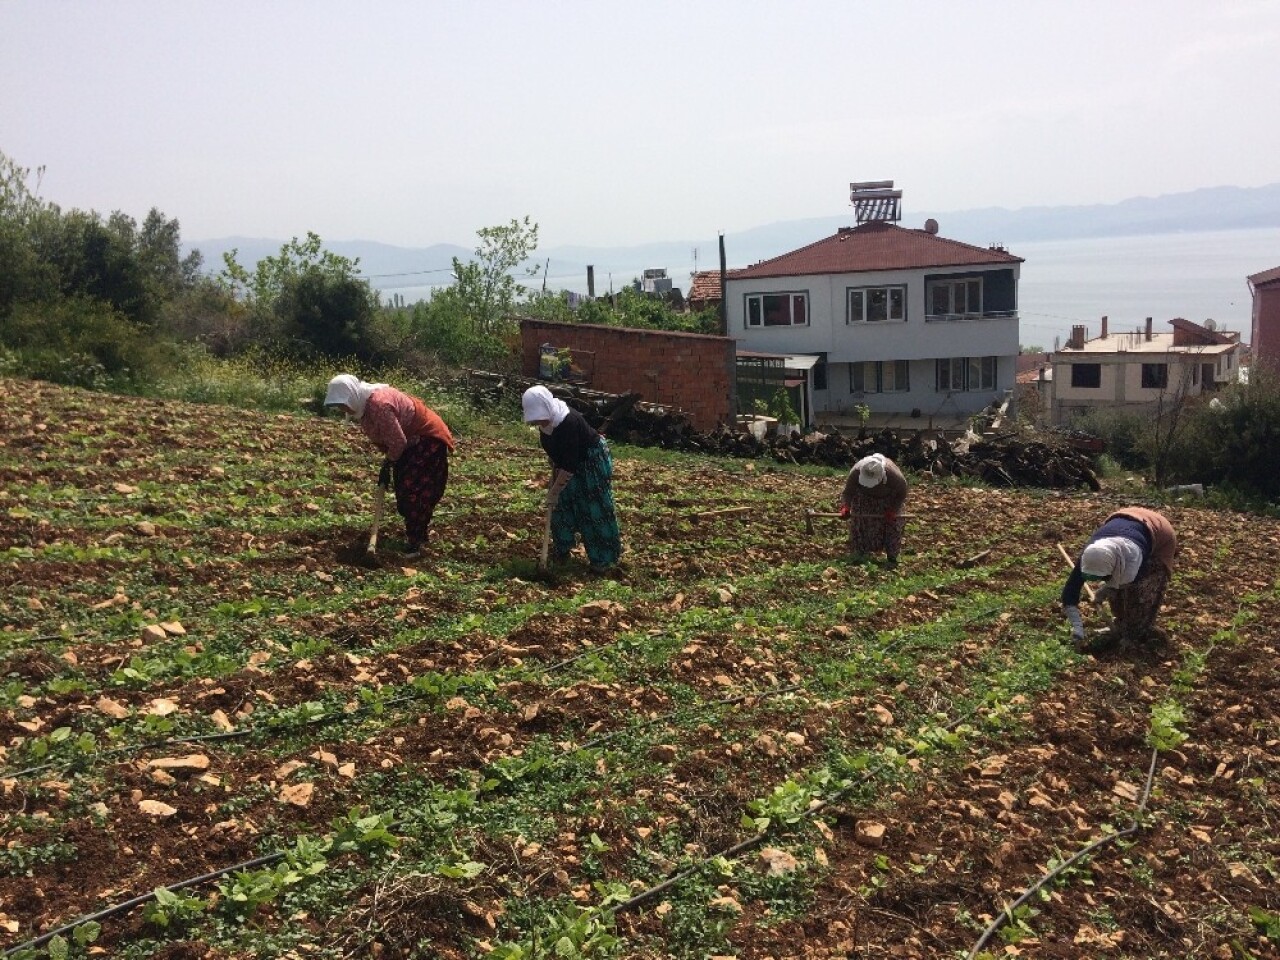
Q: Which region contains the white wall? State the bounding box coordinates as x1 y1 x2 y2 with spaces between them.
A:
725 266 1018 363
817 357 1014 417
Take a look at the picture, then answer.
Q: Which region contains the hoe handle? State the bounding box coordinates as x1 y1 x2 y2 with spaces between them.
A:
1056 542 1096 603
367 482 386 554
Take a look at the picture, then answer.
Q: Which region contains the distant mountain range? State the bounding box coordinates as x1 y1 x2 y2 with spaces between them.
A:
186 182 1280 296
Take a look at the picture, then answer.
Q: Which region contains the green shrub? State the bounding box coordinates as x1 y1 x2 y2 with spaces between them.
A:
1164 368 1280 502
0 297 174 387
1068 408 1149 469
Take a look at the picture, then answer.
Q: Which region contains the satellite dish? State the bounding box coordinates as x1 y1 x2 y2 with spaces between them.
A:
924 218 939 235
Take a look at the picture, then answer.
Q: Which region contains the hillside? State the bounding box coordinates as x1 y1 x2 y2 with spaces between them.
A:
1 380 1277 958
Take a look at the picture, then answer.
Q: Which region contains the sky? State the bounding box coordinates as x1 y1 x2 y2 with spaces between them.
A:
3 0 1279 249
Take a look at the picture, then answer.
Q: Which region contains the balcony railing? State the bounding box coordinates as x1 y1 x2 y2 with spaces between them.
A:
924 309 1018 323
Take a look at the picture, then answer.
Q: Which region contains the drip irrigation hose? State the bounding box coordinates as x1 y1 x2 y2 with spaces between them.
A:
1 729 251 781
1 851 286 958
575 683 805 752
606 710 976 917
965 746 1160 959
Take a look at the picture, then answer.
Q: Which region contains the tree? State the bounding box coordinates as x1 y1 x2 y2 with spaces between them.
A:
448 216 540 337
1143 352 1202 487
0 150 55 314
220 233 381 358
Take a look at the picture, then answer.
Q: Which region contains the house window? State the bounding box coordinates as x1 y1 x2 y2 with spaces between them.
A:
850 360 910 393
927 278 982 317
746 292 808 328
1071 363 1102 388
1191 364 1199 386
935 356 997 391
848 286 906 323
1141 363 1168 389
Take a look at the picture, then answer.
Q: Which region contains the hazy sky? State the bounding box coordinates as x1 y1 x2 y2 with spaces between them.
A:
3 1 1278 249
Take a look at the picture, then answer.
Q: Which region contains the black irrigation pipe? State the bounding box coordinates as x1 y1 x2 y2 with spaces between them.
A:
1 729 252 781
0 628 650 782
1 601 1020 953
965 745 1160 959
1 851 286 958
576 683 806 752
606 709 978 917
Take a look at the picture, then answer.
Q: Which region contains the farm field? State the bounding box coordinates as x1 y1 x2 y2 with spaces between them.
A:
1 377 1278 960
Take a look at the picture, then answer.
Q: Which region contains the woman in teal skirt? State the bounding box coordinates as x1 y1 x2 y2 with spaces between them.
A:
522 385 622 573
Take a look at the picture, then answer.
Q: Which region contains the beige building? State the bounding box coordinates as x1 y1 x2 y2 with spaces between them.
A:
1048 316 1241 426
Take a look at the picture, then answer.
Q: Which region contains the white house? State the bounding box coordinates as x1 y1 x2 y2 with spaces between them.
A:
1048 316 1242 426
723 194 1022 429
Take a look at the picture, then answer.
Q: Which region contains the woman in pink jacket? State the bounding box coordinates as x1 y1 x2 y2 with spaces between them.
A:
324 374 455 558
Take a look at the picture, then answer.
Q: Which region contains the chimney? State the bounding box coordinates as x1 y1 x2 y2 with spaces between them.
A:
1070 324 1087 349
1100 316 1108 339
1145 317 1153 342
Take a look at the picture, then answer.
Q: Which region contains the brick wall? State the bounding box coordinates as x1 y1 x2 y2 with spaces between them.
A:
520 319 736 432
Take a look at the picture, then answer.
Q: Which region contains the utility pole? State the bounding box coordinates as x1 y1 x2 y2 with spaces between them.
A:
587 265 595 299
718 232 727 336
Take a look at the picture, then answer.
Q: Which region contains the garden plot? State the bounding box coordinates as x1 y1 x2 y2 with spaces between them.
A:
1 378 1278 960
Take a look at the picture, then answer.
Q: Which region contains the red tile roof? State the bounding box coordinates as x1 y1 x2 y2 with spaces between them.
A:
731 221 1023 280
1249 265 1280 287
688 270 726 303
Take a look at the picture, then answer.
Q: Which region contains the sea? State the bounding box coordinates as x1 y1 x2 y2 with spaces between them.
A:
373 227 1280 349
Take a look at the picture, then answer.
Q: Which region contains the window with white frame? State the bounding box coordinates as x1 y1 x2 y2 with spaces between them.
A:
927 278 982 317
847 285 906 323
745 292 808 328
850 360 910 393
936 356 997 392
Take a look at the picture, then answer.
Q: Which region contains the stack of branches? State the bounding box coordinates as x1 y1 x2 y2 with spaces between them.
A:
465 372 1100 490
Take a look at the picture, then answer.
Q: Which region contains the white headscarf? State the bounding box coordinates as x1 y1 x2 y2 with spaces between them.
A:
521 385 571 435
1081 536 1144 587
324 374 387 420
855 453 887 488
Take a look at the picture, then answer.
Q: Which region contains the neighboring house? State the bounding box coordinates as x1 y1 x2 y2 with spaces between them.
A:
687 270 725 315
1249 265 1280 372
722 186 1022 429
1048 316 1242 426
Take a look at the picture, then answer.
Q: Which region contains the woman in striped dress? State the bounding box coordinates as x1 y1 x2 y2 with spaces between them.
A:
521 386 622 574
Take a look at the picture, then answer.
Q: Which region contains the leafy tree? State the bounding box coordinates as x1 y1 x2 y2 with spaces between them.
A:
220 233 383 359
275 267 382 361
0 150 56 314
447 216 540 337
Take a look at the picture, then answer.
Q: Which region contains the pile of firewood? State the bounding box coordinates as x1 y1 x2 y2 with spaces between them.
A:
466 373 1100 491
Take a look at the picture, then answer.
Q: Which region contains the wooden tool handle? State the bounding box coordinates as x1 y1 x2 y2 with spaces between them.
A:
1056 542 1096 602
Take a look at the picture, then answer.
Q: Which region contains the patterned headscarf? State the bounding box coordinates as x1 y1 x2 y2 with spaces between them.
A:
324 374 388 420
521 385 571 434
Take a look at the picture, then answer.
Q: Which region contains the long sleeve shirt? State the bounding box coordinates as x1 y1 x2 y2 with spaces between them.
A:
1060 515 1151 607
539 410 601 473
1061 508 1177 607
360 387 454 462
